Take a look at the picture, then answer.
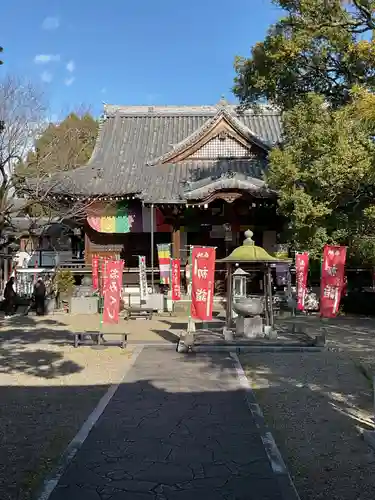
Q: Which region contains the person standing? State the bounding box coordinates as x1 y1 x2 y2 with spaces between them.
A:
33 277 46 316
3 276 17 318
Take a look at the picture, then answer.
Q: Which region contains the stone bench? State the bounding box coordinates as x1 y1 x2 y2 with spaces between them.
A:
72 331 128 349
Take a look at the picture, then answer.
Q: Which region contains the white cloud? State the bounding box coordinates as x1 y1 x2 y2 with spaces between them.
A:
64 76 75 86
41 71 53 83
34 54 60 64
66 60 75 73
42 17 60 30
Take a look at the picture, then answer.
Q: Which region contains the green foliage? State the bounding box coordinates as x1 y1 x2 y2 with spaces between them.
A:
233 0 375 109
53 269 75 296
15 112 98 181
233 1 375 265
267 92 375 262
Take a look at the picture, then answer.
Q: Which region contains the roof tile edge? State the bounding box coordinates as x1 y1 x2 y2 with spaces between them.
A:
103 103 280 116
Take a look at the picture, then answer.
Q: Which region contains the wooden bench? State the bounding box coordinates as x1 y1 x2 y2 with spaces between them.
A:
73 331 128 349
124 307 153 320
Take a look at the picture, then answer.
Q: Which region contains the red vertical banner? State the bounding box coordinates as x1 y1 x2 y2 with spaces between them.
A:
295 252 309 311
103 260 124 324
92 255 99 291
101 258 109 293
191 247 216 320
320 245 347 318
171 259 181 301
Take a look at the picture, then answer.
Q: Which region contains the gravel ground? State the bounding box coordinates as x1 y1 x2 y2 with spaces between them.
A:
240 316 375 500
0 314 136 500
0 311 183 344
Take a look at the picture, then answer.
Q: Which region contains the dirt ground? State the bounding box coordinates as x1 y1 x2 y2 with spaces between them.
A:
240 315 375 500
0 313 140 500
2 312 375 500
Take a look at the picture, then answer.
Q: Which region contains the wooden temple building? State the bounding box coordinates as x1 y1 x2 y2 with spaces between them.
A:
48 98 284 279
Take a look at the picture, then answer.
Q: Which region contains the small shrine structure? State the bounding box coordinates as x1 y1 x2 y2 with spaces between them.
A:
218 230 291 334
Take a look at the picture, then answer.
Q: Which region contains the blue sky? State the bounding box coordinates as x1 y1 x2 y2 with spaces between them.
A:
2 0 281 117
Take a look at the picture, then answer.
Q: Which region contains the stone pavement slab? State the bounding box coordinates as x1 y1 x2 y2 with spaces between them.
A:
46 347 293 500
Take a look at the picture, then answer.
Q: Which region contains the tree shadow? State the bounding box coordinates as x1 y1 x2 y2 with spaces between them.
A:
0 314 83 378
1 347 375 500
151 329 180 343
279 315 375 367
151 315 226 344
238 349 375 500
0 383 111 500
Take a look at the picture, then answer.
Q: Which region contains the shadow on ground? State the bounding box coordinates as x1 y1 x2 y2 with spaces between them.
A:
0 383 111 500
240 347 375 500
1 338 375 500
0 314 82 378
33 350 297 500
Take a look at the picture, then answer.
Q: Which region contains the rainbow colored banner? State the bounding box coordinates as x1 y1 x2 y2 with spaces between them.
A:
157 243 171 285
87 201 135 233
87 202 172 234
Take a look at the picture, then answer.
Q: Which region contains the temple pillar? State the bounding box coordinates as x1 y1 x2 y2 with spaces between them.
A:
172 226 181 259
84 233 91 265
180 230 187 260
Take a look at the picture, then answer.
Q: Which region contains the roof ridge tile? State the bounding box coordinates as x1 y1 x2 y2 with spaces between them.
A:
104 103 280 117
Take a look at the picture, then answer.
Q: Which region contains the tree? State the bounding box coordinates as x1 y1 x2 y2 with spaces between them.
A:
266 92 375 262
0 76 96 250
16 111 98 179
233 0 375 109
0 46 3 65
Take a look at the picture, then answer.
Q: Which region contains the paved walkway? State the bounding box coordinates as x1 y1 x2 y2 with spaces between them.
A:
47 347 295 500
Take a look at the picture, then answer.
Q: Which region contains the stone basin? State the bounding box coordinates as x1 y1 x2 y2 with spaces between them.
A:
233 297 264 317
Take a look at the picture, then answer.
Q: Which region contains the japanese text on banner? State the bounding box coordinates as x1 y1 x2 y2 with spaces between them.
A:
103 260 124 324
171 259 181 301
191 247 216 321
138 256 148 303
295 252 309 311
92 255 99 291
320 245 346 318
101 257 110 294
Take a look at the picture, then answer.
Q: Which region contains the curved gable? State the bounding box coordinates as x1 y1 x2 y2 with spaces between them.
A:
147 107 270 166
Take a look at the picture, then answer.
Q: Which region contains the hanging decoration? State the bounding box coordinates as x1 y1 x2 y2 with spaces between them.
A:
101 257 110 293
295 252 309 311
191 247 216 321
138 255 148 303
157 243 171 285
92 255 99 291
171 259 181 301
87 202 172 233
87 201 135 233
320 245 346 318
103 259 124 324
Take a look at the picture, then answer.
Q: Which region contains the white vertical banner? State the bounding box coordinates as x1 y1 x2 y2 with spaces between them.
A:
138 255 148 303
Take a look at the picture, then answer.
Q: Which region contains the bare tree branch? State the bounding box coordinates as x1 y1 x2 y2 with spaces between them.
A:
0 76 97 249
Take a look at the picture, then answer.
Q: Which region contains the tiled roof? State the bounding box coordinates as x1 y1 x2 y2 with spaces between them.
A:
50 103 282 200
141 159 268 202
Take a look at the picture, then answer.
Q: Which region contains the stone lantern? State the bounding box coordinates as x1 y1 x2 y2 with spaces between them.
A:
217 230 291 338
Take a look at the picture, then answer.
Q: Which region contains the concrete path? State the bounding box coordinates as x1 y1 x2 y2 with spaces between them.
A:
46 347 296 500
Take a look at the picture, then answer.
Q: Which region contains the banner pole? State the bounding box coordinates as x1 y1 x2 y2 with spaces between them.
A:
150 204 155 292
187 245 194 334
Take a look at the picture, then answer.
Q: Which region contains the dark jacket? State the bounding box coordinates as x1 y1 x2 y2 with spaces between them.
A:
4 279 16 301
33 281 46 298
